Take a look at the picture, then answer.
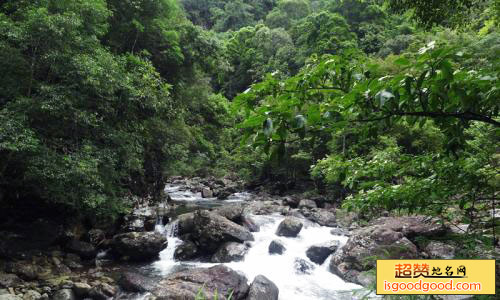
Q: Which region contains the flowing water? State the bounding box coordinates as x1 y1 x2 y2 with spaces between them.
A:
140 185 369 299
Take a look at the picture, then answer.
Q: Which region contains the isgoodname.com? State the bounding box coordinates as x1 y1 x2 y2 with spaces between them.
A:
383 280 482 293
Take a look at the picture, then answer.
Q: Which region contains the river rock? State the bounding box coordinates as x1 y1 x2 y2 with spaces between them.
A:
247 275 279 300
211 242 248 263
121 218 145 233
370 216 447 238
111 231 167 261
294 258 315 274
201 188 213 198
5 262 40 281
173 241 199 261
72 282 91 298
276 217 303 237
192 210 254 254
152 265 249 300
301 208 337 227
51 289 75 300
177 213 195 236
306 241 340 265
282 196 300 208
329 220 419 286
65 240 96 260
424 241 456 259
88 283 116 300
0 273 22 288
118 272 155 293
214 205 245 222
241 215 260 232
330 227 350 236
22 290 41 300
298 199 317 209
268 240 286 255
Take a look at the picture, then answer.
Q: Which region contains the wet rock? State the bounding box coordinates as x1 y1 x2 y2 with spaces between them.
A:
88 283 116 300
294 258 315 274
329 222 419 285
268 240 286 255
5 263 39 281
192 211 253 255
118 272 155 293
330 227 350 236
201 188 213 198
276 217 303 237
111 232 167 261
211 242 248 263
298 199 317 209
72 282 91 298
22 290 41 300
301 208 337 227
306 241 340 265
152 265 249 300
65 240 97 260
0 273 22 288
282 196 300 208
63 254 82 270
425 241 456 259
144 219 157 232
370 216 447 238
214 205 244 222
241 215 260 233
247 275 279 300
173 241 199 261
51 289 75 300
177 213 195 236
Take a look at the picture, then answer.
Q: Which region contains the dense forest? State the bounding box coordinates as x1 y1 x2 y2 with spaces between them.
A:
0 0 498 230
0 0 499 299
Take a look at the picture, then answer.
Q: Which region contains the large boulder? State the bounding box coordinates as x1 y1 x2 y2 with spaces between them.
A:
65 240 97 260
111 231 167 261
298 199 317 210
173 241 199 261
370 216 447 238
306 241 340 265
241 215 260 233
88 283 117 300
201 188 214 198
424 241 456 259
152 265 249 300
51 289 75 300
118 272 155 293
276 217 303 237
268 240 286 255
247 275 279 300
301 208 337 227
0 273 22 288
211 242 248 263
177 213 195 236
329 221 420 285
192 211 253 254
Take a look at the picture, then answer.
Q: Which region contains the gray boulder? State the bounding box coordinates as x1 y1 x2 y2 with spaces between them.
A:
268 240 286 255
118 272 155 293
298 199 317 209
246 275 279 300
424 241 456 259
192 211 253 254
65 240 96 260
111 231 167 261
301 208 337 227
88 283 117 300
306 241 340 265
51 289 75 300
0 273 22 288
173 240 199 261
177 213 195 236
202 188 214 198
152 265 249 300
211 242 248 263
276 217 303 237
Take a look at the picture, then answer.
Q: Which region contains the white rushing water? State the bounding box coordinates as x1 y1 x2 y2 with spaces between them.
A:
151 214 366 300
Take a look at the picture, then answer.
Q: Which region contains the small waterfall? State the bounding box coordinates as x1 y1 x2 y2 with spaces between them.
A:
166 219 179 237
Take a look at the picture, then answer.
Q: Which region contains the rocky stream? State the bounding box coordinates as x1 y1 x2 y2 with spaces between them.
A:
0 177 492 300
